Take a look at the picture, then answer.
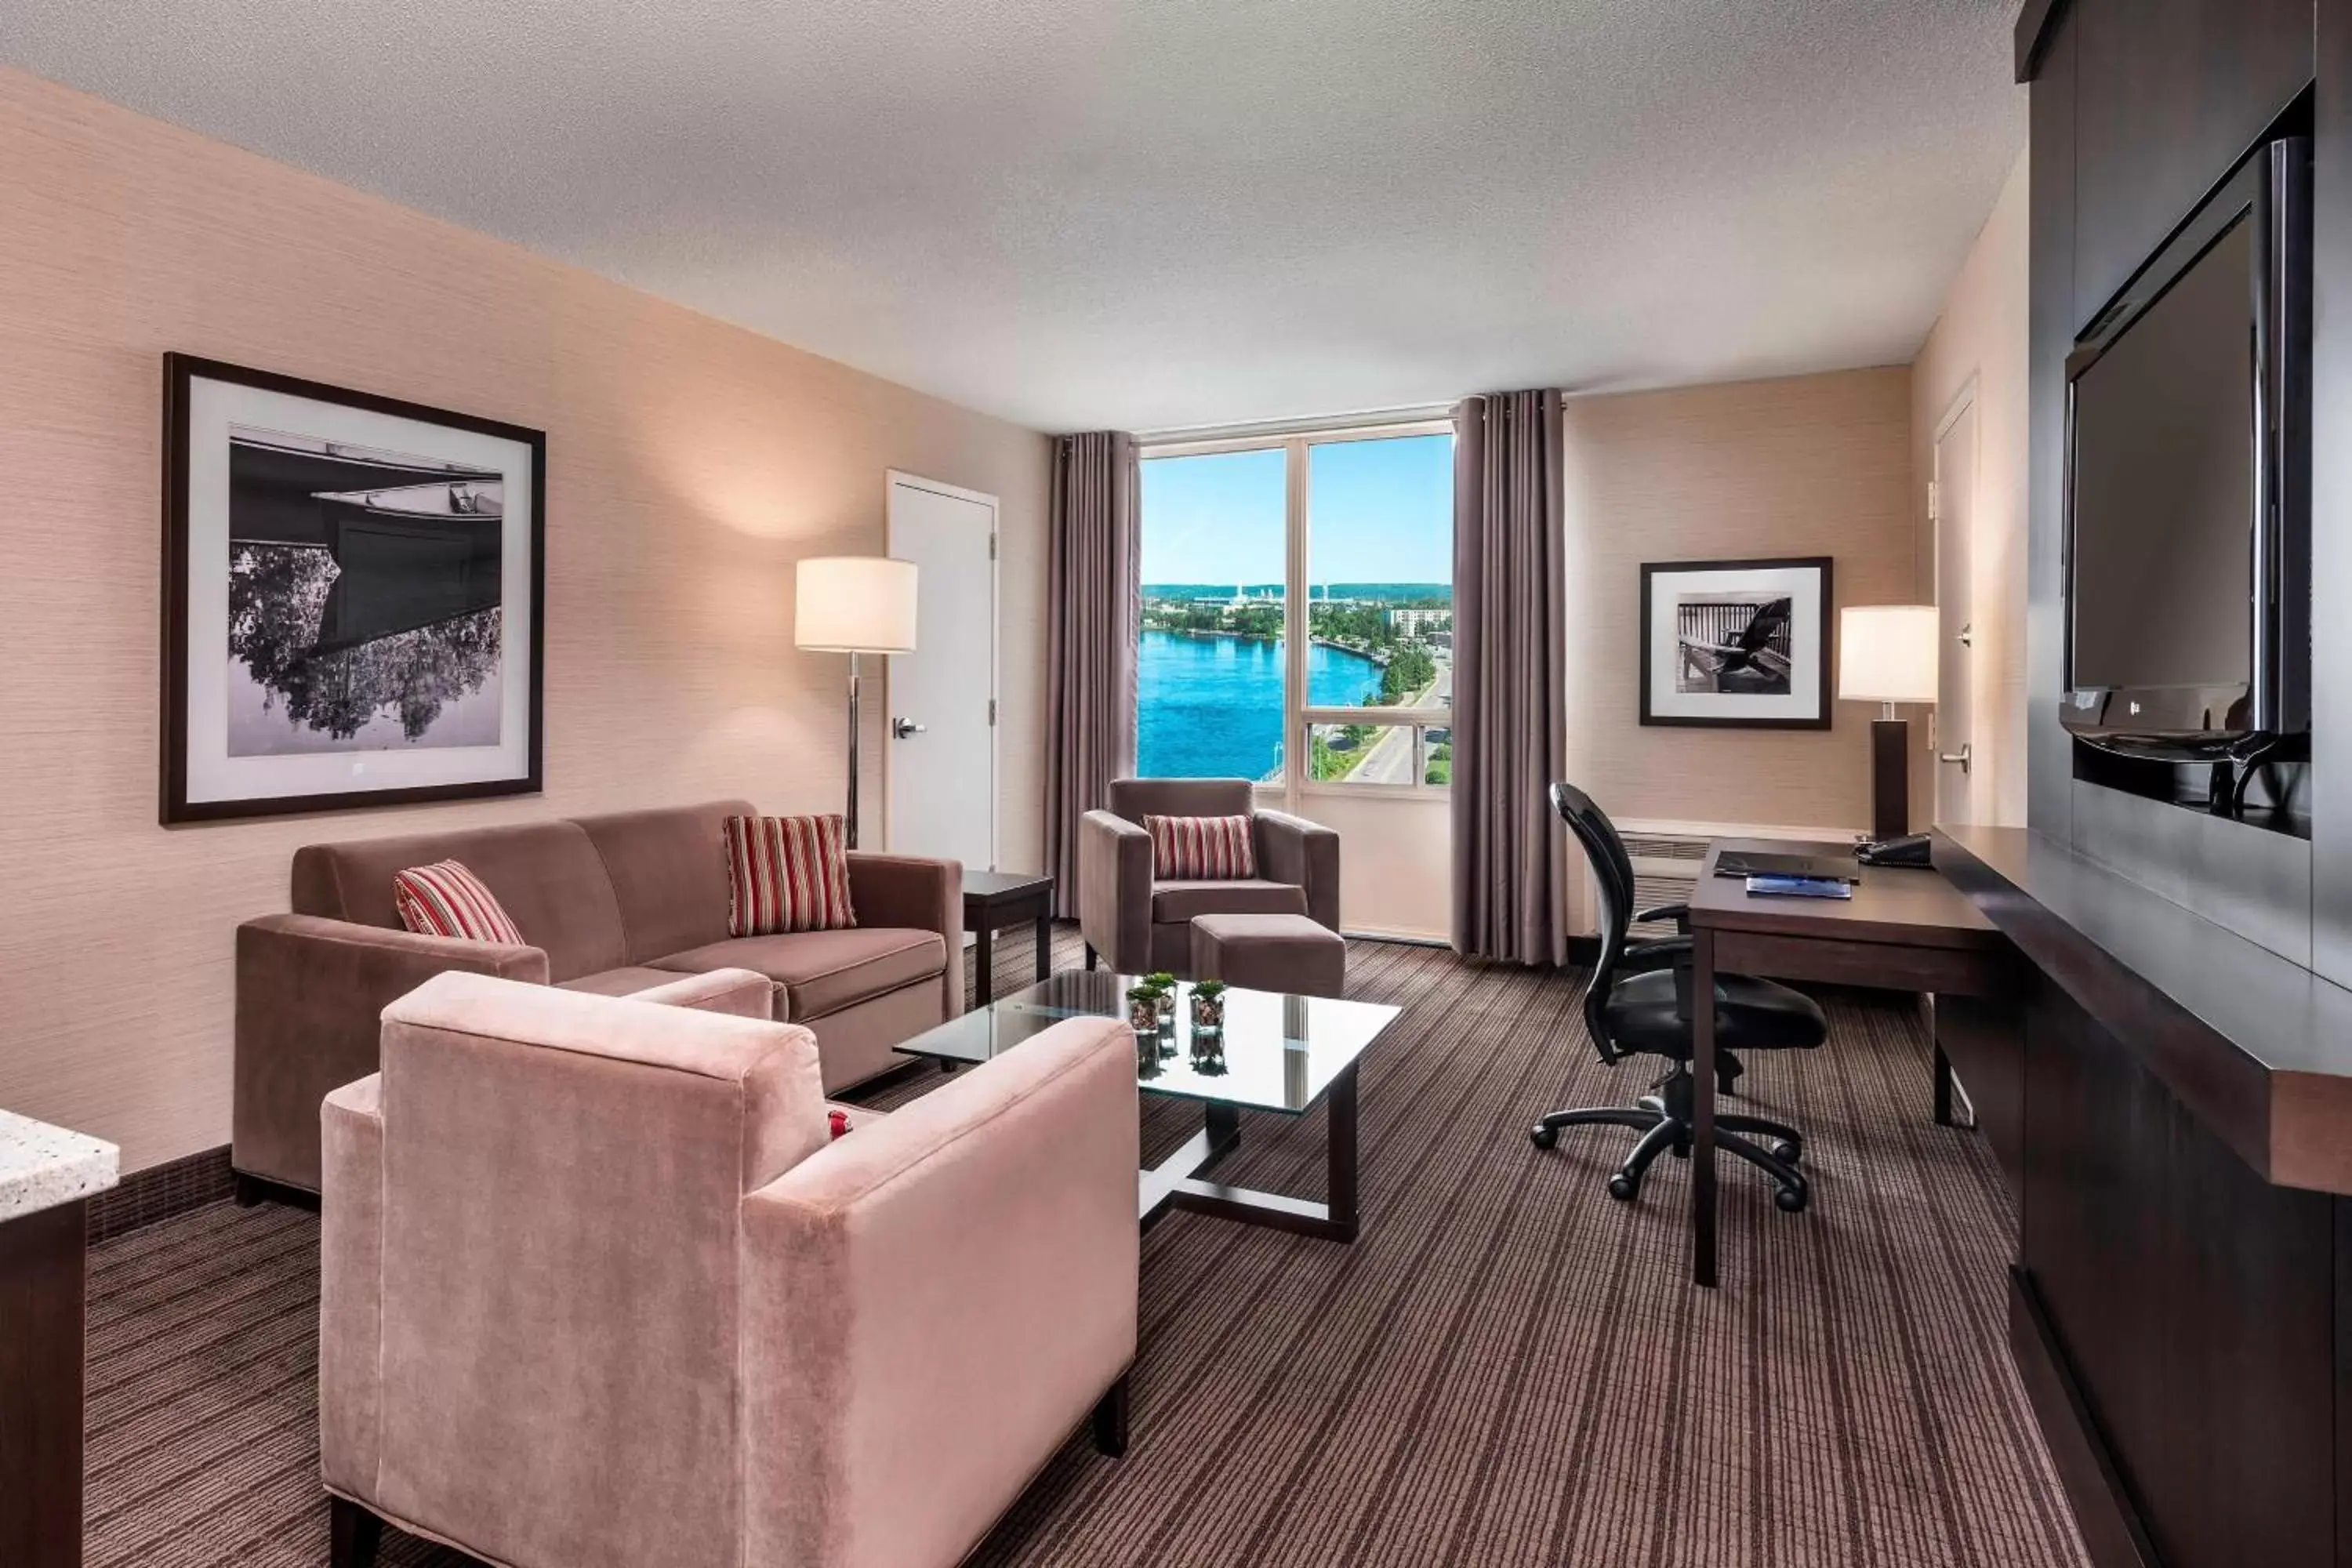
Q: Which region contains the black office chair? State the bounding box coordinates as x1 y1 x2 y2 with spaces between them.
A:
1530 782 1822 1212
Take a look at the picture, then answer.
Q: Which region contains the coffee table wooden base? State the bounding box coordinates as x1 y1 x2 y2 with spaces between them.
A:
1138 1065 1359 1243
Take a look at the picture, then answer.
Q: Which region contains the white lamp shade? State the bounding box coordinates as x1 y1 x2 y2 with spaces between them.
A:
1838 604 1939 706
794 556 918 654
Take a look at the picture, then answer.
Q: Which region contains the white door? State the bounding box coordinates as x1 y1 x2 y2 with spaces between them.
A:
1933 394 1979 825
885 472 998 869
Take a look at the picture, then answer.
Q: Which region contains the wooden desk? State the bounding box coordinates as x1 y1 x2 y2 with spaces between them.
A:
1686 838 2009 1287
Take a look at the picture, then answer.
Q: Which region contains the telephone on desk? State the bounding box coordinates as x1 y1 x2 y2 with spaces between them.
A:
1857 833 1933 869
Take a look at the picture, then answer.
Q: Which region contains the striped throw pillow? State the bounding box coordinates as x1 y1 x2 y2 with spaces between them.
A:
1145 814 1258 880
724 814 858 937
392 860 525 946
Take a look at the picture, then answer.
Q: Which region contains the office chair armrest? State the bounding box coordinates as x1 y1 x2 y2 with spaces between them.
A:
1632 902 1690 933
1617 935 1692 976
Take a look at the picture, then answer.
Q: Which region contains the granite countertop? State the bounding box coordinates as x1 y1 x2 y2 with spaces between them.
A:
0 1108 120 1223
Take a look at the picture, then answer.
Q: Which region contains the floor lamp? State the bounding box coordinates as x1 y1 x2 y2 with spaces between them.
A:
795 555 918 849
1837 604 1938 841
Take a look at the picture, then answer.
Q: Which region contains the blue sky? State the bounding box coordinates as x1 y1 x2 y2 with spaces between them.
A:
1139 433 1453 586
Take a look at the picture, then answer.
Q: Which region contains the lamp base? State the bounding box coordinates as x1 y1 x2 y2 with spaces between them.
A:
1871 719 1909 841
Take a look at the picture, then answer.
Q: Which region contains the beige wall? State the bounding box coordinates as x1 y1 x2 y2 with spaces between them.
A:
1559 366 1918 836
0 67 1051 1173
1911 151 2030 828
1285 792 1450 942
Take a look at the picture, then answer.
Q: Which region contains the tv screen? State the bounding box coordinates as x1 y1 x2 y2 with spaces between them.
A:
2068 216 2256 697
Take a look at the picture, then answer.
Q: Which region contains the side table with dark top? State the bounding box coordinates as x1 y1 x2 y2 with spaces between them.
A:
963 871 1056 1009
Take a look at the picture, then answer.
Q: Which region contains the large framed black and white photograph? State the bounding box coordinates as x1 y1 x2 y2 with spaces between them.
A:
1639 556 1832 729
162 354 545 823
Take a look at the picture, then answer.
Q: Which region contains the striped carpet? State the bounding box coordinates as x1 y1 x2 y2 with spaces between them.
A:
85 929 2086 1568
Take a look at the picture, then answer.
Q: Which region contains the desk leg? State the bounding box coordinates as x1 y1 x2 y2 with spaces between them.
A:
1933 1042 1955 1127
1036 911 1053 982
973 921 994 1011
1690 928 1718 1289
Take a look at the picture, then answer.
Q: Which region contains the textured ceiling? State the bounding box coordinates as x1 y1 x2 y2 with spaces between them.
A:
0 0 2025 432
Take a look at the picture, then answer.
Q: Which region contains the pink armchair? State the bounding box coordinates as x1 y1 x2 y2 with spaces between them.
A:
319 971 1139 1568
1078 777 1341 975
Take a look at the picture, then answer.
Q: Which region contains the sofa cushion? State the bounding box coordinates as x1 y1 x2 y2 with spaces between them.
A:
557 966 705 1000
394 861 526 946
292 820 627 982
570 800 752 965
1145 814 1258 880
1150 879 1310 924
724 815 858 936
652 928 946 1021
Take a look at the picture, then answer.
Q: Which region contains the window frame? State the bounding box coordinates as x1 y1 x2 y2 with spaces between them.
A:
1138 415 1455 803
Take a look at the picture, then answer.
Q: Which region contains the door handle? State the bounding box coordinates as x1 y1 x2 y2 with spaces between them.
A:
1939 742 1972 774
891 717 927 739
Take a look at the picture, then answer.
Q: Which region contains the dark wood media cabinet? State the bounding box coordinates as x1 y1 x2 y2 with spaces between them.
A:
1936 826 2349 1568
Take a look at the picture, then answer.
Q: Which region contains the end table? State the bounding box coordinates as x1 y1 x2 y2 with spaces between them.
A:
963 871 1056 1009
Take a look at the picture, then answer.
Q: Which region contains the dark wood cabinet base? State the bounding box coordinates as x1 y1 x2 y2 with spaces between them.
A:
2009 1268 2155 1568
1 1199 89 1568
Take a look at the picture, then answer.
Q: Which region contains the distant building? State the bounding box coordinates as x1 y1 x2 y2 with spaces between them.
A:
1388 607 1450 636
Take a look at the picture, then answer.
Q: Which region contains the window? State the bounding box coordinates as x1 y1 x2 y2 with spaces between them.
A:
1137 448 1289 782
1138 423 1453 791
1305 433 1453 786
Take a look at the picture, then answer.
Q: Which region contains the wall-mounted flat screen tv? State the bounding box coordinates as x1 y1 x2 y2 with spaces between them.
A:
2063 136 2310 759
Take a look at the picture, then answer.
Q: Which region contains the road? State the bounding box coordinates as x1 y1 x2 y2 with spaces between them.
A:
1346 661 1452 785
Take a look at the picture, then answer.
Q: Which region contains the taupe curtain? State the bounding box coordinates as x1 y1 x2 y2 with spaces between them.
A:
1044 432 1141 918
1450 390 1570 964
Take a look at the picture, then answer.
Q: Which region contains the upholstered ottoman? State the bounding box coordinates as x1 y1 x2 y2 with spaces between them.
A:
1189 913 1347 1000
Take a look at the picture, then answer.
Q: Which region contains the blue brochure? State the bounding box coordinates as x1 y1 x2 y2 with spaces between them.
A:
1744 873 1854 901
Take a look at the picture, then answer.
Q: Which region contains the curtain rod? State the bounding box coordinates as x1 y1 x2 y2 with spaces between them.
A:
1131 402 1456 447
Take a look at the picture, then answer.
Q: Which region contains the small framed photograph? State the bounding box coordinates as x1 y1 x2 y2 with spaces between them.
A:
161 354 546 823
1639 556 1833 729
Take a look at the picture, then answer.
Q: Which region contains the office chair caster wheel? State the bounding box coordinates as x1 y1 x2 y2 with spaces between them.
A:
1529 1124 1558 1150
1773 1185 1808 1214
1773 1140 1802 1163
1607 1173 1639 1202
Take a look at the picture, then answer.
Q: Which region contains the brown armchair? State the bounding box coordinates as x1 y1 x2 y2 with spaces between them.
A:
1076 778 1340 975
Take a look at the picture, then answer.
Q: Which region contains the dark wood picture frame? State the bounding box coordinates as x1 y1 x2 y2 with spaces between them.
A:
160 353 546 824
1639 555 1834 730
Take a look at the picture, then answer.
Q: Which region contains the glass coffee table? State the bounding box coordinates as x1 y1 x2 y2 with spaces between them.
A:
894 970 1400 1243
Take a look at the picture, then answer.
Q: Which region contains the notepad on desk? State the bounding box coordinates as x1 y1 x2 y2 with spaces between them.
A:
1743 873 1853 901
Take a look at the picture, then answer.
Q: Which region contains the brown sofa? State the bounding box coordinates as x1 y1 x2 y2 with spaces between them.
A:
234 799 960 1196
1077 778 1340 975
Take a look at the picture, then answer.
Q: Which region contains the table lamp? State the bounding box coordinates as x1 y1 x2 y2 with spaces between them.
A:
795 556 918 848
1838 604 1938 840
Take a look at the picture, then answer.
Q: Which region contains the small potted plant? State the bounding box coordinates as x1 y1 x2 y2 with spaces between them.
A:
1145 972 1179 1028
1127 984 1162 1036
1190 978 1228 1033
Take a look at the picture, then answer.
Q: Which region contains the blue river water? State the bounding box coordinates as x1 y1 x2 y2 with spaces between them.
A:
1137 630 1384 780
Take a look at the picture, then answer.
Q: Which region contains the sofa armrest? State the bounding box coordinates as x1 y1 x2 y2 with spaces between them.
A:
318 1073 384 1500
1078 810 1152 971
740 1014 1139 1568
628 966 774 1019
1256 809 1341 931
234 913 549 1193
847 852 963 1022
